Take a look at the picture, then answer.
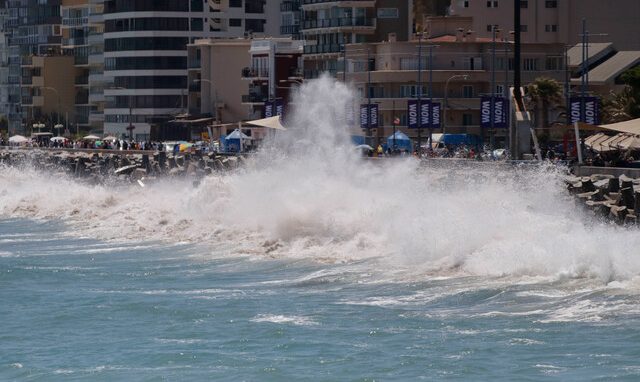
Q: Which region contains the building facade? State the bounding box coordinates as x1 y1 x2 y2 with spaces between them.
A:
301 0 414 78
240 38 303 120
449 0 640 50
345 36 566 146
5 0 63 134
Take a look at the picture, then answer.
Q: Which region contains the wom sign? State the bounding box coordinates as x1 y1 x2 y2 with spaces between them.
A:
263 99 285 118
480 96 508 128
407 100 439 128
360 104 379 129
570 97 599 125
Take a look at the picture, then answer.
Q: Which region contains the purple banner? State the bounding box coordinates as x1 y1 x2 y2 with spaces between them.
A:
407 99 432 128
264 99 285 118
570 96 599 125
360 104 378 129
481 96 508 128
431 102 441 129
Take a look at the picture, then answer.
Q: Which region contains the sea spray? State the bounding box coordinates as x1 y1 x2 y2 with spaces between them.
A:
2 76 640 284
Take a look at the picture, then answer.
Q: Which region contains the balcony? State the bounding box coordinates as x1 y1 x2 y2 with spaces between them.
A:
62 37 87 47
281 0 301 12
280 24 300 35
241 67 269 79
303 44 342 55
75 75 89 85
301 0 375 10
62 17 88 27
302 17 375 31
242 93 268 104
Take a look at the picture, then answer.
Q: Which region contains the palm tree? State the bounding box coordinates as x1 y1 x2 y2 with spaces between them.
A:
525 77 564 144
601 86 636 124
525 77 564 129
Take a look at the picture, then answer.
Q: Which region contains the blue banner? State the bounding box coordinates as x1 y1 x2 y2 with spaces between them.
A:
570 96 599 125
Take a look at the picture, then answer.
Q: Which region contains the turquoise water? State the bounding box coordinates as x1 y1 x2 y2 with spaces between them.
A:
2 218 640 381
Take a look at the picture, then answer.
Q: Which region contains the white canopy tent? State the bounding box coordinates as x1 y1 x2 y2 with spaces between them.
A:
600 118 640 135
245 116 286 130
8 135 29 144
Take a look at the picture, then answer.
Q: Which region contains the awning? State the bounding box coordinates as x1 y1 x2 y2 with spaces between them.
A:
600 118 640 135
245 116 286 130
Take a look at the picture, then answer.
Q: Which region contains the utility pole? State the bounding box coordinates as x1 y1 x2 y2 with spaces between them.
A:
367 47 371 146
428 44 434 150
513 0 522 159
417 32 423 153
490 25 497 150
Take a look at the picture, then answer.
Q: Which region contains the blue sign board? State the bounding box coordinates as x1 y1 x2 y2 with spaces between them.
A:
480 96 509 128
570 96 599 125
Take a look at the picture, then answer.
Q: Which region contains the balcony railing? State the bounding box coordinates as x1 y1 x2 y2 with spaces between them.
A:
280 24 300 35
302 17 375 30
303 44 342 54
242 94 268 103
302 0 373 4
75 76 89 85
241 67 269 78
281 0 301 11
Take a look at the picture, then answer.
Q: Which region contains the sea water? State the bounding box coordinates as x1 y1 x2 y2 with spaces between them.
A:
2 77 640 381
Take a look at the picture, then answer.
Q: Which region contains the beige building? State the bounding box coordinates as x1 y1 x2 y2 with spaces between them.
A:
448 0 640 50
187 38 251 138
301 0 414 78
344 34 565 146
21 55 77 135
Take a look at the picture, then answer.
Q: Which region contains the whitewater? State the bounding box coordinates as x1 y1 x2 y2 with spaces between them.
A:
2 76 640 380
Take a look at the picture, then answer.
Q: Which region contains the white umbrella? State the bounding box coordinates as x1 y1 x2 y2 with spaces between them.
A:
83 134 100 140
50 136 67 142
355 144 374 151
103 135 118 141
9 135 28 143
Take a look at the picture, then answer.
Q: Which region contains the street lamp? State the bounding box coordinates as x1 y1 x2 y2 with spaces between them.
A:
42 86 60 127
110 86 134 140
442 74 469 135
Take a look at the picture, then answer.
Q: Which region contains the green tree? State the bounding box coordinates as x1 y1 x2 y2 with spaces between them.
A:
601 86 636 123
619 66 640 118
525 77 564 134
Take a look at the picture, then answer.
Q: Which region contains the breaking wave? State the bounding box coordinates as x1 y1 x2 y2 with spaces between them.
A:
2 75 640 284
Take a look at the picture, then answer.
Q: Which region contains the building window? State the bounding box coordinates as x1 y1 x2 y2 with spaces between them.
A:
464 0 469 7
545 56 563 70
545 24 558 32
487 24 498 32
486 1 498 7
229 18 242 27
463 85 474 98
520 24 528 32
545 0 557 8
463 113 473 126
245 18 265 33
521 0 528 8
496 84 504 95
229 0 242 7
191 18 203 31
523 58 539 71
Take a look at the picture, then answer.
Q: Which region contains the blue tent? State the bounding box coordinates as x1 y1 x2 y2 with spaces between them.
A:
387 131 413 152
224 129 251 152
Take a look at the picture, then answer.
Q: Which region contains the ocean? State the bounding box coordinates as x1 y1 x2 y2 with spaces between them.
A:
2 77 640 380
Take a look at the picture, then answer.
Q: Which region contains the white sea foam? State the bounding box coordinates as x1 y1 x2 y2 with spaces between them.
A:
2 75 640 286
251 314 319 326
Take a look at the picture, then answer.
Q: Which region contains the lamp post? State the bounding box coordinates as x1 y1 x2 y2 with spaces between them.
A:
417 31 423 153
442 74 469 135
42 86 60 128
111 86 134 140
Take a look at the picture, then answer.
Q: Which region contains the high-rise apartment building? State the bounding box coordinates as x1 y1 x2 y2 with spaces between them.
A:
301 0 413 78
5 0 63 133
449 0 640 50
101 0 282 139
